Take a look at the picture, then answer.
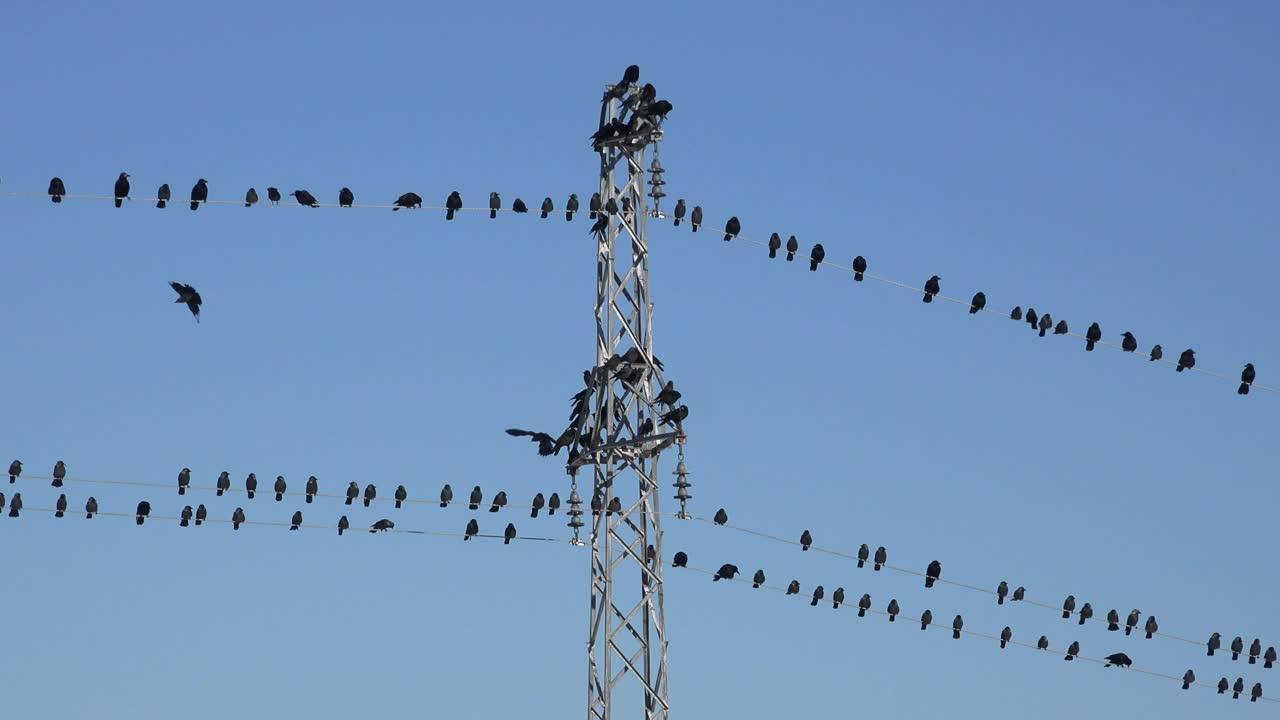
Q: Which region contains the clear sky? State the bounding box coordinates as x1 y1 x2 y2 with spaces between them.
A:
2 1 1278 717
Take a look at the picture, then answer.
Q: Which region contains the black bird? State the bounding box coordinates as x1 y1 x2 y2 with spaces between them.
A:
1013 586 1026 602
799 530 813 550
1176 349 1195 372
1250 638 1262 664
1107 609 1120 631
232 507 245 530
1010 306 1023 320
195 504 206 525
489 192 501 218
996 626 1011 649
852 256 867 282
832 587 846 609
857 593 871 617
1208 632 1222 656
660 405 688 427
1265 646 1276 669
952 615 964 640
1125 609 1140 636
887 599 900 621
190 178 208 211
606 497 621 516
785 235 798 261
673 199 686 226
7 492 20 517
1078 602 1093 626
136 500 151 525
8 459 21 483
489 491 508 513
1105 652 1132 668
503 523 516 544
274 475 287 502
1150 344 1163 362
52 460 66 487
156 183 170 208
177 467 190 495
752 569 765 588
48 176 66 203
1233 677 1245 699
363 483 376 507
690 205 702 232
1232 636 1245 661
529 492 545 518
589 192 602 219
512 198 528 213
346 481 359 505
468 486 483 511
180 504 193 526
768 233 781 258
1086 322 1102 351
1065 641 1080 661
655 380 682 407
1038 313 1053 337
602 64 640 101
114 172 130 207
394 485 407 509
440 483 454 507
1121 331 1138 352
371 519 395 533
857 543 869 568
540 197 553 218
1062 595 1076 619
1025 308 1038 329
1054 320 1069 335
588 215 609 235
997 581 1009 605
672 551 688 568
55 493 67 517
925 560 942 588
464 518 479 540
505 428 559 457
723 216 740 242
923 275 941 303
393 192 422 210
1218 677 1230 694
245 187 258 207
921 610 933 631
970 292 986 314
216 471 231 496
1182 669 1195 690
306 476 318 504
1252 683 1263 703
1144 616 1159 639
874 546 887 571
714 564 740 582
565 193 579 221
713 508 728 525
84 496 97 519
810 585 824 606
290 511 302 531
339 187 354 207
338 516 349 536
170 281 202 323
1038 636 1050 651
786 580 801 595
809 244 825 271
1240 363 1256 395
548 492 560 515
267 187 281 205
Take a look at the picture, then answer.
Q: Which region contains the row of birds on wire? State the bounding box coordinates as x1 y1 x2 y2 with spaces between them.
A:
673 554 1267 703
706 507 1276 670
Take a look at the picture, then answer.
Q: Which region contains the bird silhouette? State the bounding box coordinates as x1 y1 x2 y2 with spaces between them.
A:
1038 636 1050 651
858 593 871 617
339 187 354 207
1233 677 1244 699
156 183 170 208
786 580 801 595
1013 586 1026 602
1265 646 1276 669
723 216 740 242
503 523 516 544
1010 306 1023 320
393 192 422 210
1182 669 1195 690
809 244 825 271
274 475 287 501
1240 363 1256 395
1232 636 1245 661
391 484 406 509
1125 609 1140 636
489 192 501 218
363 483 376 507
338 516 349 535
952 615 964 640
114 172 130 207
1144 616 1158 639
713 508 728 525
874 546 887 571
1025 308 1038 329
970 292 986 314
588 193 602 219
602 64 640 102
55 494 67 517
540 197 553 218
810 585 824 607
785 235 798 261
857 544 869 568
1208 632 1222 656
655 380 682 407
345 481 359 505
1104 652 1132 668
565 193 579 221
290 511 303 531
768 233 781 258
660 405 688 427
548 493 561 515
469 486 483 511
243 187 259 207
170 282 202 323
1150 344 1163 362
925 560 942 588
1086 323 1102 351
997 581 1008 605
48 177 66 203
1107 609 1120 631
195 504 206 525
923 275 941 303
1176 349 1196 372
1038 313 1053 337
439 484 453 507
232 507 245 530
84 496 97 519
1078 602 1093 626
1121 332 1138 352
672 551 688 568
852 256 867 282
690 206 702 232
371 519 395 533
246 473 258 499
512 198 528 214
1250 639 1262 664
921 610 933 631
1218 678 1229 694
887 599 900 621
7 492 20 517
832 587 846 609
1054 320 1069 336
1252 682 1263 702
306 476 318 504
1062 595 1076 619
446 191 463 220
1065 641 1080 661
216 471 231 496
800 530 812 551
714 564 740 582
672 199 686 226
51 460 66 487
489 491 508 513
189 178 208 211
752 569 765 588
179 505 192 527
135 500 151 526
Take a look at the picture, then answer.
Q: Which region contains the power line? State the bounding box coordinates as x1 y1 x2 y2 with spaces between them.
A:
0 190 580 214
676 562 1273 704
679 513 1271 664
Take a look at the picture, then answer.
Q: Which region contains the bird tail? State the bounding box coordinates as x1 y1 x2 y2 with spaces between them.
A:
490 209 497 219
1250 657 1257 665
469 503 478 510
1063 611 1070 619
440 501 448 508
290 526 298 531
691 223 698 232
541 210 548 219
925 578 935 588
1126 627 1132 636
216 488 223 496
364 499 370 507
1039 327 1047 337
1208 648 1214 656
768 248 776 258
1148 632 1154 639
531 508 539 518
56 510 64 518
874 563 881 571
923 294 932 303
307 496 314 504
1109 623 1118 631
190 201 199 211
810 598 818 606
447 208 455 220
52 479 62 487
136 516 144 526
548 507 556 515
1233 653 1240 660
157 199 166 208
1234 692 1240 699
86 513 92 519
369 528 377 533
1183 682 1191 690
276 493 283 501
1001 640 1007 648
1086 340 1096 351
1239 383 1250 395
1176 366 1184 372
247 491 255 499
179 487 186 495
567 211 574 221
180 518 189 527
1079 617 1086 626
464 534 471 541
1065 655 1073 661
674 217 681 226
395 500 402 508
233 522 240 530
504 537 511 545
346 497 352 505
953 630 961 640
196 518 203 526
724 234 731 242
854 272 864 282
889 615 895 622
802 546 809 552
338 527 345 536
998 597 1004 605
858 609 866 617
969 306 978 314
115 199 123 208
857 560 864 568
810 260 818 271
786 252 794 261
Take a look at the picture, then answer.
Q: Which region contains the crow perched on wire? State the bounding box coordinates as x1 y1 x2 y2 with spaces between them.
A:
1176 349 1195 372
874 546 887 571
52 460 66 487
504 523 516 544
809 244 825 271
1054 320 1069 336
800 530 813 550
371 519 395 533
713 563 740 582
274 475 287 501
713 508 728 525
245 188 258 207
339 187 354 207
1145 616 1159 639
232 507 245 530
1150 344 1163 362
1000 626 1013 649
346 481 359 505
195 504 207 525
306 476 318 504
1121 331 1138 352
1233 677 1245 699
853 256 867 281
767 233 781 258
857 593 871 617
1107 608 1120 631
970 292 986 314
723 216 740 242
267 187 281 205
464 519 479 539
921 610 933 631
672 551 688 568
7 492 21 517
1104 652 1132 668
925 560 942 588
786 580 801 596
690 206 702 232
1013 586 1026 602
588 192 602 219
923 275 941 303
810 586 824 607
1010 306 1022 320
489 491 507 513
1240 363 1256 395
136 500 151 526
1079 602 1094 626
1182 669 1195 690
1065 641 1080 661
338 516 349 536
1062 595 1076 619
55 494 67 517
469 486 483 511
530 492 545 518
445 191 462 220
857 544 869 568
489 192 501 218
291 190 320 207
177 467 190 495
363 483 376 508
887 599 900 621
290 511 303 531
673 199 686 226
997 581 1009 605
565 193 579 221
1038 636 1050 651
114 172 130 207
1025 308 1038 329
785 235 798 261
832 587 845 609
190 178 208 211
440 483 453 507
540 197 553 218
156 183 170 208
85 496 97 519
170 282 202 323
48 176 66 203
394 485 407 509
952 615 964 639
393 192 422 210
1126 609 1141 636
512 198 528 213
1086 322 1102 351
1038 313 1053 337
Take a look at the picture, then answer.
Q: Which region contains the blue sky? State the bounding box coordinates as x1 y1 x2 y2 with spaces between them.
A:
2 1 1278 717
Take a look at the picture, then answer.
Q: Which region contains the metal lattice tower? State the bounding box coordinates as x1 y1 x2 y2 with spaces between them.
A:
567 84 681 720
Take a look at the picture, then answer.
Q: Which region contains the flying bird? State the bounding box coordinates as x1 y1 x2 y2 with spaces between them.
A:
339 187 354 207
156 183 170 208
446 191 463 219
768 233 781 258
84 496 97 519
723 216 740 242
55 494 67 518
786 580 801 596
713 508 728 526
363 483 376 507
177 467 190 495
170 282 202 323
245 187 258 207
114 172 130 207
874 546 887 571
52 460 66 487
512 198 528 213
672 551 688 568
970 292 986 314
274 475 287 501
371 519 395 533
809 244 825 271
799 530 812 551
923 275 941 303
785 235 798 261
832 587 846 609
673 199 686 226
952 615 964 640
1086 322 1102 351
489 192 501 218
857 544 869 568
810 585 824 606
1150 344 1163 362
566 193 579 221
394 485 407 509
1065 641 1080 661
540 197 553 218
690 206 702 232
469 486 483 511
290 511 303 531
190 178 208 211
1176 349 1195 372
1105 652 1132 668
293 189 321 206
752 569 765 588
857 593 871 617
338 516 349 536
48 176 66 203
1240 363 1256 395
136 500 151 526
232 507 245 530
925 560 942 588
1000 626 1012 649
346 481 359 505
713 564 740 582
504 523 516 544
393 192 422 210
